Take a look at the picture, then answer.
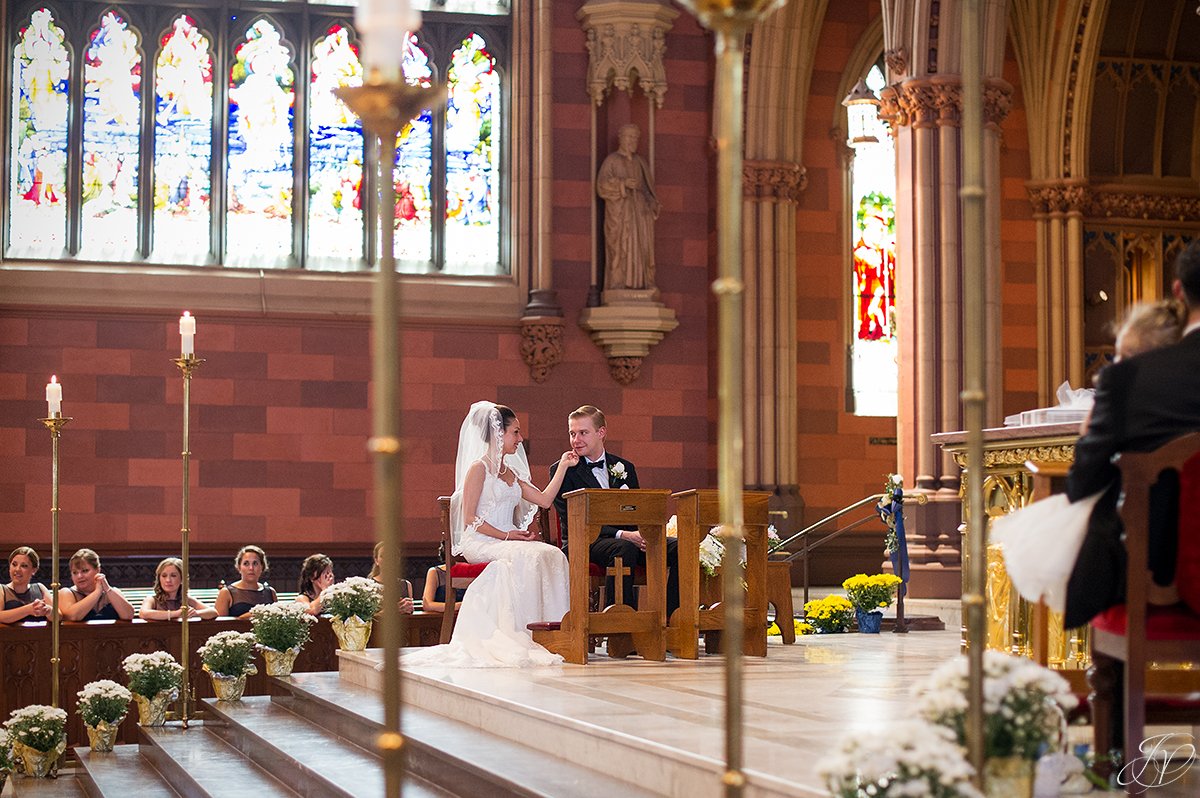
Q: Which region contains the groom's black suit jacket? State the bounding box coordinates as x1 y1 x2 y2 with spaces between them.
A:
1063 328 1200 628
549 453 639 551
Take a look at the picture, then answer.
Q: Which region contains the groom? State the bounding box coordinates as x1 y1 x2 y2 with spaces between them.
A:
550 405 680 616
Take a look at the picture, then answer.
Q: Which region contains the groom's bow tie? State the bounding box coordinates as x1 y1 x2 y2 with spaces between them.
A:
585 459 606 470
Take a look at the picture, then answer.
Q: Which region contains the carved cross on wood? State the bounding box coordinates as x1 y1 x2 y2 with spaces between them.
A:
607 555 631 606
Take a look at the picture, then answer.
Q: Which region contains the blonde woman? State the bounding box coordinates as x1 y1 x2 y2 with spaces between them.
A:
139 558 217 621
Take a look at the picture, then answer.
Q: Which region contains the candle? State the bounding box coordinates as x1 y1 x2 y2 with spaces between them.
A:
179 311 196 356
46 375 62 417
356 0 421 79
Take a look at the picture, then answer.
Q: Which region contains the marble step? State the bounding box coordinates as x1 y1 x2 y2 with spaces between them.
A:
138 722 301 798
201 697 452 798
10 774 88 797
274 672 662 798
76 747 180 798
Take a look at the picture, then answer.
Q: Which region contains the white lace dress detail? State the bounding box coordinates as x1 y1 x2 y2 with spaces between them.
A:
403 473 569 668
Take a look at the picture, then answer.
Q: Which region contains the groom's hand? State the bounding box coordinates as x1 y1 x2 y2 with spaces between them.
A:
620 531 647 551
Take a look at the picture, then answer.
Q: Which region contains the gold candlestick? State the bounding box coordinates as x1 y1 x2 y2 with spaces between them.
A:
173 354 204 727
672 3 785 796
40 413 71 709
336 76 446 798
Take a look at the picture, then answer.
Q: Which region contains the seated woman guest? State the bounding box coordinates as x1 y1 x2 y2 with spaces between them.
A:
371 541 414 614
59 548 135 621
295 553 335 616
1 546 53 624
139 558 217 621
215 545 278 618
420 543 466 614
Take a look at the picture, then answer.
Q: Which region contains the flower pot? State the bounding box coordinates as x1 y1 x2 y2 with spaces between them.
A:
855 609 883 634
984 755 1035 798
331 615 373 652
205 664 256 701
135 689 177 727
85 720 121 752
12 740 65 778
261 645 301 677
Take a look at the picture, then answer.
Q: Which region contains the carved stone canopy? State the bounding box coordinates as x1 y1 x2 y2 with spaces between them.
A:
578 0 680 108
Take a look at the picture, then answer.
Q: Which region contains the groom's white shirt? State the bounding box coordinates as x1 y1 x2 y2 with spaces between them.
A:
585 449 610 489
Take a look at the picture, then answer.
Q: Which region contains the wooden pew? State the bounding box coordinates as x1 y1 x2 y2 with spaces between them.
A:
531 489 670 664
667 489 770 658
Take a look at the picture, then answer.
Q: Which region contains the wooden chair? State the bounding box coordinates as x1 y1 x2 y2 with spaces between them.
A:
766 560 796 644
530 488 670 664
435 495 550 644
1087 432 1200 791
667 489 770 658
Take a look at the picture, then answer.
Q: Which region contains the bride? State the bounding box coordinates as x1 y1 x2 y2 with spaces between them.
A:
405 401 578 667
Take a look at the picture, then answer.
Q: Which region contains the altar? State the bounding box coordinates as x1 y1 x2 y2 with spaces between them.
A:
931 422 1090 681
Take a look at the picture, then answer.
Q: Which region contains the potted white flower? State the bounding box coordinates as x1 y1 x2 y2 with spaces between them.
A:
122 651 183 727
250 602 317 676
76 679 132 752
0 728 13 792
197 631 258 701
915 650 1077 797
818 719 983 798
3 705 67 778
322 576 383 651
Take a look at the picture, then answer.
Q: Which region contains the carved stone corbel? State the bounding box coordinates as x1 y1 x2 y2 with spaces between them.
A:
519 317 565 383
578 292 679 385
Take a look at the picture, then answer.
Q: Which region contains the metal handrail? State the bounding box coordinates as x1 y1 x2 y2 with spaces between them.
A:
769 494 886 554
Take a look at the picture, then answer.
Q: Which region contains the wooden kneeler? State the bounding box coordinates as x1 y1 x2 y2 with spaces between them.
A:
530 488 670 664
667 489 770 658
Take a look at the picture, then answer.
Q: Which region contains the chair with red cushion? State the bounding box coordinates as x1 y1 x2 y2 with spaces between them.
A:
1088 432 1200 791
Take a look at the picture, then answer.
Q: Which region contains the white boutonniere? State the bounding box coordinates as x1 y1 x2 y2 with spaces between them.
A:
609 462 626 483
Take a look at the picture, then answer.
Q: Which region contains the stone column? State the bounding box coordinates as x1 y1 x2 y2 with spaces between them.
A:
1027 182 1087 400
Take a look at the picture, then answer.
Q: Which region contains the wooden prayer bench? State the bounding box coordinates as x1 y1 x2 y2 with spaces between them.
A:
530 488 671 664
667 489 770 658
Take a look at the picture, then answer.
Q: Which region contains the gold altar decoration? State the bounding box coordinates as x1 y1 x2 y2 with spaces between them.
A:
330 615 374 652
135 690 175 727
40 412 70 709
173 353 204 726
205 664 255 702
12 741 66 778
85 720 120 752
672 2 787 796
261 646 301 677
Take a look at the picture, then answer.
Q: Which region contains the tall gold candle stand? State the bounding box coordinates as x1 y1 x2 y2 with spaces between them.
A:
173 353 204 726
960 0 988 785
336 77 445 798
672 3 784 796
40 412 71 708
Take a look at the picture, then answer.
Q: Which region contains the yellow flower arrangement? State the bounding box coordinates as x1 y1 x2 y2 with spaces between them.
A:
801 595 854 633
766 619 815 637
841 573 903 613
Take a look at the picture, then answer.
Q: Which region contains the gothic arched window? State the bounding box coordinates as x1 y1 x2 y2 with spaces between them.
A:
848 63 897 417
2 0 511 277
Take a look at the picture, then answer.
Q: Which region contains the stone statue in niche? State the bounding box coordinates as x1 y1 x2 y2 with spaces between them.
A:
597 123 660 291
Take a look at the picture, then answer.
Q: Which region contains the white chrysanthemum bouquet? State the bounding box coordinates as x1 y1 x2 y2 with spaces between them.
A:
3 705 67 754
122 651 183 699
250 602 317 652
197 631 258 678
76 680 131 727
818 719 984 798
322 576 383 622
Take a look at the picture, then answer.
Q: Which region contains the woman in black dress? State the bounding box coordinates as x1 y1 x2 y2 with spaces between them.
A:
0 546 53 624
295 553 335 616
139 557 217 621
59 548 135 621
215 545 278 618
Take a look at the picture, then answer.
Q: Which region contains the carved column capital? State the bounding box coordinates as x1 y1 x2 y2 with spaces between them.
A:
519 317 565 383
578 1 680 108
742 159 807 203
884 47 908 79
1026 182 1088 215
983 81 1014 127
886 78 1013 130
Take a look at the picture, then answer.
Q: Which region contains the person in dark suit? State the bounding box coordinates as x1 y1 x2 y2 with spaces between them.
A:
1063 239 1200 629
550 405 679 617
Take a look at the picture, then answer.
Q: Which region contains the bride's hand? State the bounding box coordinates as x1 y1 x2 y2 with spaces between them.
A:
559 450 580 469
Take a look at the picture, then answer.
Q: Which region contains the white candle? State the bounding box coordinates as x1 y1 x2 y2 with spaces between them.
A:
356 0 421 79
46 375 62 417
179 311 196 356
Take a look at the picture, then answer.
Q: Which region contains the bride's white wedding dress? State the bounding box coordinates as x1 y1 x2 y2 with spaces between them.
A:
403 472 569 668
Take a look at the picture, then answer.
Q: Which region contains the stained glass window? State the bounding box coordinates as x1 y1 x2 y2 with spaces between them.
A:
9 8 70 254
81 11 142 257
227 19 295 266
849 64 897 417
395 36 434 270
444 33 500 275
154 15 213 263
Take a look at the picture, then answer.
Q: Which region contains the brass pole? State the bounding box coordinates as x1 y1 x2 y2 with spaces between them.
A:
173 354 202 726
673 3 785 796
336 78 445 798
960 0 988 786
41 413 71 708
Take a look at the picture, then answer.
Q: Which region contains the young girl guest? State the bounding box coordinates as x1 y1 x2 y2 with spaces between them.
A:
295 553 335 616
139 557 217 621
215 545 278 618
59 548 135 621
1 546 53 624
370 541 414 615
